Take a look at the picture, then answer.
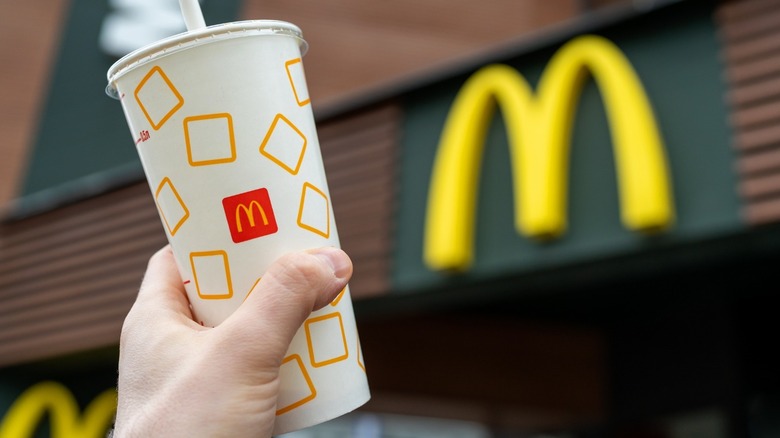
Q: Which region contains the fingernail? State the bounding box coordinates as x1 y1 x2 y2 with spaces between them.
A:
313 247 352 279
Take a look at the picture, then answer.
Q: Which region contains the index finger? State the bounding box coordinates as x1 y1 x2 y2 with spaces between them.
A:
132 245 193 321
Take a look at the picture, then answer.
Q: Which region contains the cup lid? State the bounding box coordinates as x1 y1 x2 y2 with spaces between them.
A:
106 20 307 99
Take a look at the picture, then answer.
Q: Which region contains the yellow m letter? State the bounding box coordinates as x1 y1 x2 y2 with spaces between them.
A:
425 35 674 272
0 381 116 438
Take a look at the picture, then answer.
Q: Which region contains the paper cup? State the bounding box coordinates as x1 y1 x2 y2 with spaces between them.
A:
107 20 370 435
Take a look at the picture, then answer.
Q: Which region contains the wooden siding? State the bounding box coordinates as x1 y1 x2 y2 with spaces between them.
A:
717 0 780 224
0 184 164 367
0 103 400 367
319 104 400 299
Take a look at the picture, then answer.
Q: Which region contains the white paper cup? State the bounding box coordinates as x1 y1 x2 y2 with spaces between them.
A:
107 20 370 435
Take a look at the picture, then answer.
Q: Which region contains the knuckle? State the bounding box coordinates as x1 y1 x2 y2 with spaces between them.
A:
274 252 330 286
147 245 172 268
263 252 334 308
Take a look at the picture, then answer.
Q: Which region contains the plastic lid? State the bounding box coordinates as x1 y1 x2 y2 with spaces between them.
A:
106 20 307 99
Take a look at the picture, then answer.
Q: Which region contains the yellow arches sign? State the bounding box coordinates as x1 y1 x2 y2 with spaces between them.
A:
0 382 116 438
424 35 675 272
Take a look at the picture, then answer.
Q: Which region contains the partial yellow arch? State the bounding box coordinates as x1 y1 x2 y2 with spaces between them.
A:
0 381 117 438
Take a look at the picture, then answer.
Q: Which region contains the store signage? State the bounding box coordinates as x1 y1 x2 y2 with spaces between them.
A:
0 382 116 438
424 35 675 272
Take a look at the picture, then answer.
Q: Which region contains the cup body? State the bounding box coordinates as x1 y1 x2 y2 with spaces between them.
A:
107 20 370 434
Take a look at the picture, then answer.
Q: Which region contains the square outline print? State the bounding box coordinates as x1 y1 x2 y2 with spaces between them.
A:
276 354 317 415
357 337 366 373
184 113 237 167
285 58 311 107
297 182 330 238
134 66 184 131
304 312 348 368
190 250 234 300
330 287 346 307
259 113 307 175
155 177 190 236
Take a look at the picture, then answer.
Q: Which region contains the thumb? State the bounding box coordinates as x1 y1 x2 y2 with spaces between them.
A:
219 247 352 365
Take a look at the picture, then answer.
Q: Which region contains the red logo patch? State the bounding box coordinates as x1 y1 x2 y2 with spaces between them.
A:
222 188 279 243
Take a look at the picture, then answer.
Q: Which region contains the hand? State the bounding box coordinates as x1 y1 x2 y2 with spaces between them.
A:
114 245 352 437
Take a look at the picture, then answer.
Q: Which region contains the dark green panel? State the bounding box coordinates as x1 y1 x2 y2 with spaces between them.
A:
20 0 242 196
394 3 740 292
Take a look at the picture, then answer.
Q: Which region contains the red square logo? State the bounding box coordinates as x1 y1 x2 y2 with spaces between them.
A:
222 188 279 243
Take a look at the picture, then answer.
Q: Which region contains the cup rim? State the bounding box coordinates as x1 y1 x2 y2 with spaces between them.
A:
105 19 307 99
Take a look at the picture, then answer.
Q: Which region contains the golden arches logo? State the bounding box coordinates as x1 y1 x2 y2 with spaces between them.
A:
235 200 269 232
222 188 279 243
0 381 116 438
425 34 675 272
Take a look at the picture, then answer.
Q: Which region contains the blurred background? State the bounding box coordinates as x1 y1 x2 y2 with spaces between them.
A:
2 0 780 436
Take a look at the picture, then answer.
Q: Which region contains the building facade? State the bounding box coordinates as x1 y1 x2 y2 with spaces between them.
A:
2 0 780 436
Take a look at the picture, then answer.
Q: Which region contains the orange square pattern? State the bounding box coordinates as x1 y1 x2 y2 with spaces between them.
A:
285 58 310 107
155 177 190 236
184 113 237 167
276 354 317 415
190 250 234 300
134 66 184 130
259 113 307 175
304 312 348 368
330 287 346 307
297 182 330 238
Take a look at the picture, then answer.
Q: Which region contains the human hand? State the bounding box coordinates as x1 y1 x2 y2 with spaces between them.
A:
114 245 352 438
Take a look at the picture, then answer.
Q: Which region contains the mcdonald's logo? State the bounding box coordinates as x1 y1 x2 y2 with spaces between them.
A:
223 188 279 243
0 381 116 438
425 35 675 272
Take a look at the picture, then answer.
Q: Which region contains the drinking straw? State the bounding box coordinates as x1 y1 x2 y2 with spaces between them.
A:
179 0 206 31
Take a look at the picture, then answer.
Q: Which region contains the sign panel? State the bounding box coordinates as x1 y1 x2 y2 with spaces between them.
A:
394 4 740 291
425 35 674 272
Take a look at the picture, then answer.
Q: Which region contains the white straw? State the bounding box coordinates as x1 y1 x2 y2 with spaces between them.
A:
179 0 206 31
